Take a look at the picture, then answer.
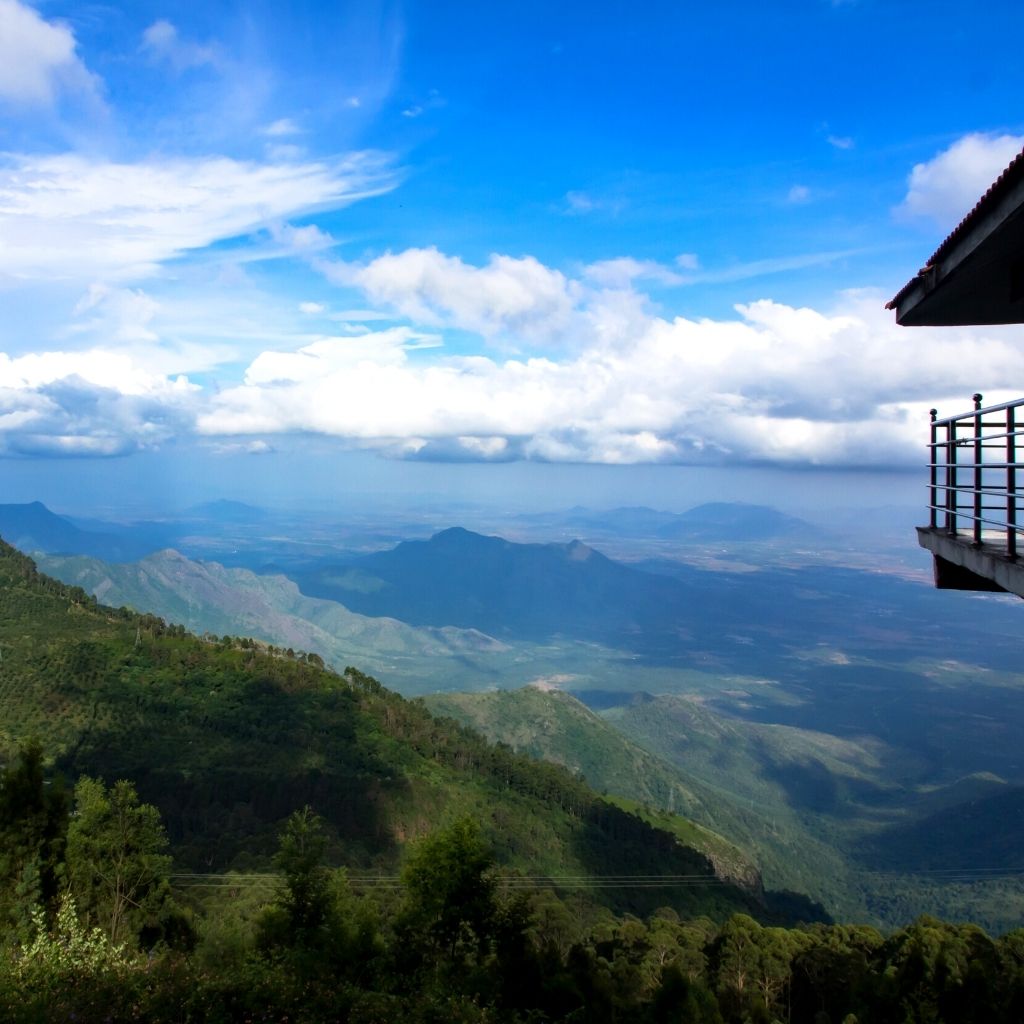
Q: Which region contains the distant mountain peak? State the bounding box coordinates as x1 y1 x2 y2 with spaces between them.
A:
565 539 595 561
432 526 478 540
144 548 190 564
427 526 498 548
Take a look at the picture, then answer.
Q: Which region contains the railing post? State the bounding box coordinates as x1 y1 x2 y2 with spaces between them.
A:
929 408 938 529
946 416 957 535
1009 403 1018 560
973 393 983 545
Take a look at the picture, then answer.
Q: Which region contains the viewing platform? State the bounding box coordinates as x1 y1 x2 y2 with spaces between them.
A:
922 394 1024 598
887 146 1024 601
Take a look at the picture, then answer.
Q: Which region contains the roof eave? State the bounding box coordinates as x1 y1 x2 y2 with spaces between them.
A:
888 167 1024 327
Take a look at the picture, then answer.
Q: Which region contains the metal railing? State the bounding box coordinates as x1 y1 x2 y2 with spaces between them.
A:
929 393 1024 559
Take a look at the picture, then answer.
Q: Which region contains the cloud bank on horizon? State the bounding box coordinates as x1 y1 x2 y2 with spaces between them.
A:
1 0 1023 470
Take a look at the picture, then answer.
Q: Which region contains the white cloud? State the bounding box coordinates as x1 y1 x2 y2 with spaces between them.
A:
0 346 199 457
6 241 1022 468
141 19 217 71
583 258 685 289
0 151 395 281
206 439 274 456
563 190 625 216
0 347 196 397
675 253 700 271
193 272 1024 468
0 0 102 108
898 132 1024 226
265 143 306 162
263 117 302 137
319 247 578 343
299 301 326 314
827 134 854 150
271 222 337 255
243 328 439 385
787 184 812 204
71 283 161 342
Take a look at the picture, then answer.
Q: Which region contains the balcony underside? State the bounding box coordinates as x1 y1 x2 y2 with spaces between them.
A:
917 526 1024 599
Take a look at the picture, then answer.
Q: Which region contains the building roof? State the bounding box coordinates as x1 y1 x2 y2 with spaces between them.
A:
887 146 1024 326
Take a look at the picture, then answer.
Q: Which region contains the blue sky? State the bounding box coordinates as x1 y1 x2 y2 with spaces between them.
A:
2 0 1024 512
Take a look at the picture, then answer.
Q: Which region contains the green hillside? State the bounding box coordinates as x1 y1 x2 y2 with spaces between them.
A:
424 686 762 892
423 685 1024 934
36 549 518 694
0 538 773 924
605 693 1024 933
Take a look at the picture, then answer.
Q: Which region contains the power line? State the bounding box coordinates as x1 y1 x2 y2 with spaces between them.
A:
169 872 734 891
169 867 1024 892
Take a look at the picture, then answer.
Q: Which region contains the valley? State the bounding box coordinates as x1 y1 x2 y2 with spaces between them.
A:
8 497 1024 933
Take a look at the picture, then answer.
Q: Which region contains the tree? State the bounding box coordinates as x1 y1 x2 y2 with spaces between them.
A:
401 818 498 963
0 741 68 943
65 777 174 947
271 805 331 943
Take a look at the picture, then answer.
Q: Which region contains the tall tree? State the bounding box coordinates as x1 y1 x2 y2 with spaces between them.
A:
0 741 68 943
273 805 331 944
65 777 173 947
401 818 498 963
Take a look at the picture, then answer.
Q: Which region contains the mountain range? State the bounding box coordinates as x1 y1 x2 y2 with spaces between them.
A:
1 536 803 924
15 501 1024 931
36 548 515 693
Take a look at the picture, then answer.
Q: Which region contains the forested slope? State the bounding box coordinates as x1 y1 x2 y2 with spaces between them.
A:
0 537 772 924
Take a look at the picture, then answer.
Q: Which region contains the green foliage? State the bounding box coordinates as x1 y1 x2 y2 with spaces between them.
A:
65 776 180 948
0 740 68 942
8 535 1024 1018
272 805 331 939
426 687 763 891
0 824 1023 1022
0 540 766 927
401 818 499 962
19 890 131 977
0 892 135 1023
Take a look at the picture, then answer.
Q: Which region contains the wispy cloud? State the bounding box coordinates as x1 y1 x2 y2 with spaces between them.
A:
563 190 626 216
263 117 303 137
400 88 444 120
205 439 274 456
583 258 685 288
0 151 397 281
678 248 864 285
141 19 218 72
